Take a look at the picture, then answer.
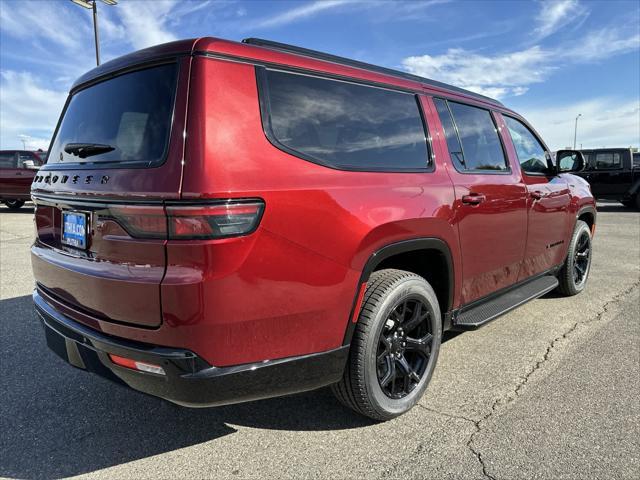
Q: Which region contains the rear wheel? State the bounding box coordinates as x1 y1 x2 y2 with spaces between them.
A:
556 220 592 296
4 200 25 210
332 269 441 421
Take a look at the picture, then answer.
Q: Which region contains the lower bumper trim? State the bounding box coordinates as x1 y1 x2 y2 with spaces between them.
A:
34 290 349 407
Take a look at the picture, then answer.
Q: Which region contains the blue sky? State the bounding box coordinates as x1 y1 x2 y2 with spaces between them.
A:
1 0 638 150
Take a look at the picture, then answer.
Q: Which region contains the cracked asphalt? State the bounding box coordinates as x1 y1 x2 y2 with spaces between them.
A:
1 201 638 480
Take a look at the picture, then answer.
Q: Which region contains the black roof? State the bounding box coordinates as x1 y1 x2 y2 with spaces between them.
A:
242 38 503 106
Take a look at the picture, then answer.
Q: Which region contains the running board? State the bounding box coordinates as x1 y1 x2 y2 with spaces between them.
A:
453 275 559 329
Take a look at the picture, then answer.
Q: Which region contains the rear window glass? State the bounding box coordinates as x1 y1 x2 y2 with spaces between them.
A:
633 153 640 167
260 69 429 171
49 63 178 167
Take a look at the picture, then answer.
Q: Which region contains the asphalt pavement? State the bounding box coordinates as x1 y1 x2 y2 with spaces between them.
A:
0 201 638 480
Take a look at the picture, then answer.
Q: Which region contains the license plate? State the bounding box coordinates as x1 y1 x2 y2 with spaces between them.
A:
62 211 88 249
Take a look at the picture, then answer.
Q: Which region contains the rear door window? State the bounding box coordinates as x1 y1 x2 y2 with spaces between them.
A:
48 63 178 167
594 152 622 170
435 99 508 172
0 152 17 168
259 69 430 171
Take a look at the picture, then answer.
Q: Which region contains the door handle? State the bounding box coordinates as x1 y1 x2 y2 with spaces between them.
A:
15 172 23 176
530 190 544 200
461 193 486 205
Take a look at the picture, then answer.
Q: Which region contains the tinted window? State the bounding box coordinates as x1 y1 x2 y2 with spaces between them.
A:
594 152 622 169
444 101 507 172
433 98 464 169
504 116 549 174
633 153 640 167
0 152 17 168
262 69 429 170
49 63 178 166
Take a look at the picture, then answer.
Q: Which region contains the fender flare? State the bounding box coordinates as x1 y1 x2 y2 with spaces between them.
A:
342 238 454 346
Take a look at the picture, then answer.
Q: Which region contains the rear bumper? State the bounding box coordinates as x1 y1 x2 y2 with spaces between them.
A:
34 291 348 407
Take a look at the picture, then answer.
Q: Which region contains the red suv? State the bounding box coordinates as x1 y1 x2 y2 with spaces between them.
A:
1 150 44 210
31 38 595 420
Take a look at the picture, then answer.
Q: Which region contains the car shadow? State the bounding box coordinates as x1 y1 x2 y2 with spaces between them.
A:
0 294 379 479
1 205 34 214
595 204 636 213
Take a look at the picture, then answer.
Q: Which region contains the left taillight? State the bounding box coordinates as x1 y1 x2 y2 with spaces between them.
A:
107 200 264 240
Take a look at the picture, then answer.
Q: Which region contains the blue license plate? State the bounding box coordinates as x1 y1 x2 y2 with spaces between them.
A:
62 211 88 249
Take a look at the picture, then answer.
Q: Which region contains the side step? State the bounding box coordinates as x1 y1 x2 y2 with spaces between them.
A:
454 275 559 328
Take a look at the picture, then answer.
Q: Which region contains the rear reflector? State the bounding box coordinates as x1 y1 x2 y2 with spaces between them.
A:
107 200 264 240
108 354 166 375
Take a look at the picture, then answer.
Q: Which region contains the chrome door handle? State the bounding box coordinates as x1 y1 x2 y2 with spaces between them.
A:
461 194 486 205
530 190 544 200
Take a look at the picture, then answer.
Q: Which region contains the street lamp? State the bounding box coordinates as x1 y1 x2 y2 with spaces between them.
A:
573 113 582 150
70 0 118 66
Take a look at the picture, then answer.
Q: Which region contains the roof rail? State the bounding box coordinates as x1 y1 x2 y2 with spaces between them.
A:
241 37 503 106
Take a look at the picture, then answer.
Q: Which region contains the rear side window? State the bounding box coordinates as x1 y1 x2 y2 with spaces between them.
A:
503 116 550 174
0 152 17 168
633 153 640 167
49 63 178 167
594 152 622 170
259 69 430 171
446 101 508 172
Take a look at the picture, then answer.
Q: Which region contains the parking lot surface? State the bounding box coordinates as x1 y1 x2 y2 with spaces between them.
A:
0 202 638 480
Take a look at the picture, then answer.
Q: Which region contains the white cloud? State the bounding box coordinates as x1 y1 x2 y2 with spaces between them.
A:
252 0 352 29
401 27 640 99
520 98 640 150
533 0 587 41
117 0 177 50
0 0 90 49
0 71 67 150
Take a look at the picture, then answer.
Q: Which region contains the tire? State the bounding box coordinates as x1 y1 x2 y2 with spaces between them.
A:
332 269 442 421
556 220 592 296
4 200 25 210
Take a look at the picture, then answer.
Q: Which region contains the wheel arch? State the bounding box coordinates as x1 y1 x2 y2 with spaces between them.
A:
342 238 454 346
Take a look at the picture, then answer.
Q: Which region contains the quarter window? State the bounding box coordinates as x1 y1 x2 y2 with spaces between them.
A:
504 116 550 174
260 69 430 171
435 99 508 172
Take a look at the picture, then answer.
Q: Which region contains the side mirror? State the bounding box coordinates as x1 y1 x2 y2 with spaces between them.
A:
22 160 37 170
556 150 585 173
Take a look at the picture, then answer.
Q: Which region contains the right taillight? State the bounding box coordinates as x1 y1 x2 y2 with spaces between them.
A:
108 200 264 240
166 201 264 239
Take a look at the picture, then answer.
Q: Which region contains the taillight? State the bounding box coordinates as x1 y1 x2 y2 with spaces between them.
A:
167 202 264 239
108 200 264 240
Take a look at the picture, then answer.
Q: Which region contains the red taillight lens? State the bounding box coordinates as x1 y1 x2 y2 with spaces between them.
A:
108 205 167 238
107 200 264 240
108 354 166 375
166 202 264 239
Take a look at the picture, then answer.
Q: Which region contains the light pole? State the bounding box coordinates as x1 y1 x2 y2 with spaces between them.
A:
70 0 118 66
573 113 582 150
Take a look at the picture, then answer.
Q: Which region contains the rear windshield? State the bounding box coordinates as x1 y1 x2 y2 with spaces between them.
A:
49 63 178 167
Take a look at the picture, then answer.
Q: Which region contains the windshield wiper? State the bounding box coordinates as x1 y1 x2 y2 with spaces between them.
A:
64 143 115 159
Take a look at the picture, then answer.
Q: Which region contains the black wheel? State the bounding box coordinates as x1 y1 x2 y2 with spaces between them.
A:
332 269 441 421
4 200 25 210
556 220 592 296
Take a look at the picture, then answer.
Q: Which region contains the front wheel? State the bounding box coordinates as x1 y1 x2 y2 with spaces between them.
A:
556 220 592 296
4 200 25 210
332 269 441 421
